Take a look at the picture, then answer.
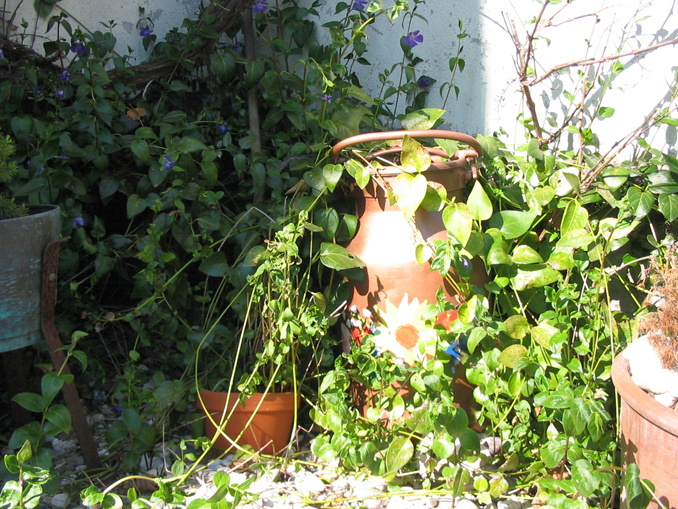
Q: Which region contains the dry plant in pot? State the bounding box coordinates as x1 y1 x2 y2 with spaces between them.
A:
612 247 678 509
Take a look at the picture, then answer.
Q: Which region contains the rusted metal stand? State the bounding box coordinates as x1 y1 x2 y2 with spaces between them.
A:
41 239 104 470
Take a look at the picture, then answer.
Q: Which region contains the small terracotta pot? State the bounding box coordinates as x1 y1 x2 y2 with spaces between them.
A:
198 391 297 456
611 353 678 509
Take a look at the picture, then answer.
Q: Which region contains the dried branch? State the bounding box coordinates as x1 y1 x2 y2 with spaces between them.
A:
527 36 678 87
581 104 678 190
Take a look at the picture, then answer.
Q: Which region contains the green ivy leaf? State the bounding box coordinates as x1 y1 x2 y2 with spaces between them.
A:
178 137 208 153
625 463 653 509
531 322 559 349
488 211 537 240
505 315 529 339
199 252 229 277
45 404 72 434
541 438 567 469
319 243 365 270
560 200 589 236
344 159 371 189
442 202 473 246
41 372 65 407
626 187 655 219
400 136 431 172
211 52 236 82
498 344 527 369
401 108 445 130
322 164 344 192
130 139 151 164
432 432 456 459
126 194 146 219
512 265 563 291
512 245 543 264
122 407 142 435
420 182 446 212
385 436 414 473
315 208 340 240
467 181 493 221
303 167 326 192
12 393 45 413
601 166 629 191
393 173 427 220
659 193 678 222
16 439 33 464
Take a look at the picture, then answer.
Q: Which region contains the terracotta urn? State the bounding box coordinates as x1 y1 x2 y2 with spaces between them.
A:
611 353 678 509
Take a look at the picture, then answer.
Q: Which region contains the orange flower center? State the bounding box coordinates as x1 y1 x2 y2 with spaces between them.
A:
395 324 419 350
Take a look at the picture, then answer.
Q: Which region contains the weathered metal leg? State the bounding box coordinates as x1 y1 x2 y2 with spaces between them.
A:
41 239 103 470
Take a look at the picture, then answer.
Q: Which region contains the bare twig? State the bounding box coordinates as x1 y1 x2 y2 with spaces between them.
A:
527 36 678 87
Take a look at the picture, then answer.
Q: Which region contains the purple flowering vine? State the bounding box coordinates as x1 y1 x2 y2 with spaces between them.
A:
418 76 430 88
163 155 176 171
218 123 228 133
321 94 332 104
140 26 153 37
70 42 87 57
353 0 368 11
252 0 267 14
73 216 85 229
60 70 70 81
55 90 66 99
403 30 423 48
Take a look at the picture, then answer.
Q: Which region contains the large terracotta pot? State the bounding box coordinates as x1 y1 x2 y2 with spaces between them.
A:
0 205 61 353
198 390 297 456
611 353 678 509
331 130 485 314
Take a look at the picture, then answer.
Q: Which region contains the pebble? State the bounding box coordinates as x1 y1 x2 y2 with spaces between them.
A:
50 493 69 508
36 426 539 509
454 499 479 509
293 469 326 495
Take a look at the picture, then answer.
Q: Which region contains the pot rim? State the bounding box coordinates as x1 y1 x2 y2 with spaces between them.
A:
611 353 678 436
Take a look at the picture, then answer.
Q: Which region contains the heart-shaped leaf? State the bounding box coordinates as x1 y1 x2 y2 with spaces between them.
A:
393 173 427 220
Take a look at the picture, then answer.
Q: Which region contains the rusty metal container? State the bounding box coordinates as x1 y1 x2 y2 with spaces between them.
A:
331 130 484 313
611 353 678 509
0 205 61 352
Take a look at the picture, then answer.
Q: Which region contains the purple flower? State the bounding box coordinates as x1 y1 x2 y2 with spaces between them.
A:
234 42 245 54
163 155 176 171
140 26 153 37
70 42 87 57
73 216 85 229
34 88 41 97
0 49 5 60
55 90 66 99
218 123 228 133
403 30 423 48
321 94 332 104
61 70 70 81
353 0 368 10
111 404 122 414
252 0 267 14
419 76 430 88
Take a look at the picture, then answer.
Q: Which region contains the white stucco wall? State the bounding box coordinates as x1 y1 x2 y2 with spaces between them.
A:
6 0 677 154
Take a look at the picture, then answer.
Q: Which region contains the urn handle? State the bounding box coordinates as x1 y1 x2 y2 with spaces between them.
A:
331 129 483 170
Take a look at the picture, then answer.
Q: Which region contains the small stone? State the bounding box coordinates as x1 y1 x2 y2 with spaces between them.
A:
454 500 479 509
497 500 522 509
50 493 69 508
294 470 325 495
352 476 386 500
